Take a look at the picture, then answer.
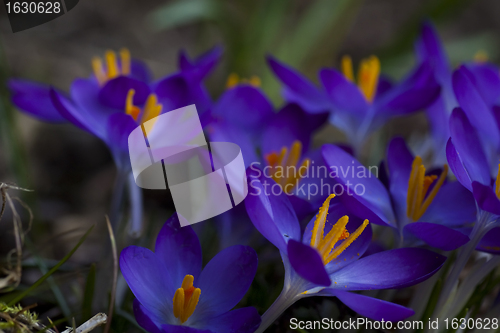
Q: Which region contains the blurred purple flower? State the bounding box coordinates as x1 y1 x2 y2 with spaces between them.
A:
9 47 221 170
120 213 261 333
9 47 221 236
267 54 440 153
416 21 500 164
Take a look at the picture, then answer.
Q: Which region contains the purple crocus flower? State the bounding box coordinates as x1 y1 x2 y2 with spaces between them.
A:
416 21 500 164
256 103 330 219
321 141 475 251
451 65 500 174
447 107 500 253
267 55 440 153
431 106 500 313
245 168 446 331
206 82 275 166
120 213 261 333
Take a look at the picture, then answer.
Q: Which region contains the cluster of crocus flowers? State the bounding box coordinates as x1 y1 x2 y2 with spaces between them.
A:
9 47 221 236
9 18 500 333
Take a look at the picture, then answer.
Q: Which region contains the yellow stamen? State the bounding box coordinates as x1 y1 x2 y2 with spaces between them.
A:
120 48 131 75
310 194 336 248
406 156 448 221
406 156 421 218
125 89 141 121
92 57 107 86
226 73 240 88
173 275 201 324
91 48 132 85
249 75 261 87
264 140 310 193
324 220 369 264
474 50 488 63
226 73 261 89
418 165 448 219
495 164 500 199
125 89 163 125
341 55 354 82
310 195 369 266
105 50 119 80
317 215 349 261
357 56 380 102
141 93 163 124
341 55 380 103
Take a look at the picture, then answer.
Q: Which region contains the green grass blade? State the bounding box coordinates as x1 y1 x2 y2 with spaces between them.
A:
8 225 95 306
82 263 96 321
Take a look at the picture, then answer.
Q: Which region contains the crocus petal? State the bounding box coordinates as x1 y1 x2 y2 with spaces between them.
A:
8 79 67 122
201 307 261 333
195 245 257 320
421 181 476 227
288 194 315 222
50 88 104 138
133 299 162 333
453 66 500 149
426 97 451 162
466 63 500 107
322 144 396 226
208 120 260 166
376 76 393 97
386 137 414 218
155 214 203 287
260 103 327 155
161 324 212 333
287 240 331 286
245 168 301 252
320 68 368 118
131 59 153 83
179 46 223 81
373 62 440 121
328 248 446 290
415 21 450 82
98 76 150 109
267 56 330 114
471 182 500 216
477 227 500 254
446 139 472 192
403 222 469 251
70 78 120 135
211 85 273 130
120 246 175 324
316 290 414 322
448 107 490 188
154 72 212 114
106 113 137 168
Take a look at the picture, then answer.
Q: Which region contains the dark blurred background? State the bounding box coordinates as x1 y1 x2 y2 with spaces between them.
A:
1 0 500 330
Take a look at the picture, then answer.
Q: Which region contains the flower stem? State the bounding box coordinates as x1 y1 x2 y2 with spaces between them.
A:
433 210 492 317
109 170 128 227
127 172 143 237
255 286 302 333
